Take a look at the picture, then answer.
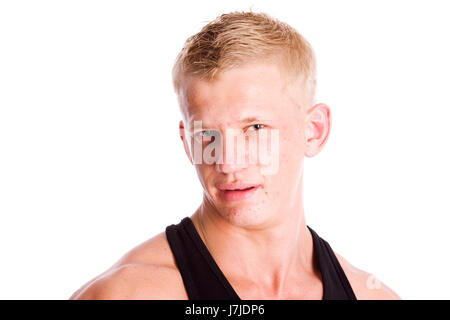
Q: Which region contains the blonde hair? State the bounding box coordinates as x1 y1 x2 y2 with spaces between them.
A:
172 10 317 104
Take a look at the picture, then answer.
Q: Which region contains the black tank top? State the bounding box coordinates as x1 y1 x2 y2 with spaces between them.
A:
165 217 357 300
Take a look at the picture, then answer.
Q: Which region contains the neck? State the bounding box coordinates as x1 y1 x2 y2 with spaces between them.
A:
190 185 319 298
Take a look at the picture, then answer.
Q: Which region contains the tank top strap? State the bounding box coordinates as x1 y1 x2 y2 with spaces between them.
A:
307 225 357 300
165 217 240 300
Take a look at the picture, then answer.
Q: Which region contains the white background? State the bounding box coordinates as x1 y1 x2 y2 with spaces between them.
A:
0 0 449 299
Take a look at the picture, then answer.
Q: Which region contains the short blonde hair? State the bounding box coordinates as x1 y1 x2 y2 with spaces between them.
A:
172 10 317 103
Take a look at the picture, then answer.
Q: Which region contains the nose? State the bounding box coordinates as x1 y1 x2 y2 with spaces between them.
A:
215 129 249 174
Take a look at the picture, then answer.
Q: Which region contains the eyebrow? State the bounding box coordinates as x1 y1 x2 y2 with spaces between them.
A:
189 117 265 131
238 117 263 124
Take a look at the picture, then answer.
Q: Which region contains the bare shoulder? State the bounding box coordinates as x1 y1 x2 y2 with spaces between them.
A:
334 252 401 300
69 263 187 300
69 231 188 300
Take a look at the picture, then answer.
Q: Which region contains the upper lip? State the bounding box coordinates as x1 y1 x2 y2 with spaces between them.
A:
217 182 260 191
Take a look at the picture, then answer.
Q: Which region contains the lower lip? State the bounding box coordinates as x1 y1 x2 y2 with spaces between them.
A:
219 186 260 202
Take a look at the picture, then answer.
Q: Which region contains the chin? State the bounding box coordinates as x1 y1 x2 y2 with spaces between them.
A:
216 204 270 229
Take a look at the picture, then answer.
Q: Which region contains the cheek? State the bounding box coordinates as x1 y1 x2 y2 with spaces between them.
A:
280 130 305 162
194 165 213 188
272 132 305 189
196 164 225 193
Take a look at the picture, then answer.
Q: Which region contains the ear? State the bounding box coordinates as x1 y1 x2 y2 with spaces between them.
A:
304 103 331 157
179 120 194 165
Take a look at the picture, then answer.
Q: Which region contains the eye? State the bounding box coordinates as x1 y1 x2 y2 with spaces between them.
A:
193 129 218 142
200 130 215 137
246 124 265 132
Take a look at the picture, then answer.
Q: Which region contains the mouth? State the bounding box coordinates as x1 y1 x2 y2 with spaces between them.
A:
218 185 261 202
225 186 255 191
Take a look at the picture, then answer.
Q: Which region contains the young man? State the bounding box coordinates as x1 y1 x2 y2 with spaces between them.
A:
70 11 400 300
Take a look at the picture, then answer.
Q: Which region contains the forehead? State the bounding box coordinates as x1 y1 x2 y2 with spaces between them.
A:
179 62 297 127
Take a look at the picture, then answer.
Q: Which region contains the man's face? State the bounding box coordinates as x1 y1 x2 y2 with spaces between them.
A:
178 61 315 228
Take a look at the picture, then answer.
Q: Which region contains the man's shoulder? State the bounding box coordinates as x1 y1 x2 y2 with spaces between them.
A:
70 231 188 300
334 252 401 300
70 262 187 300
